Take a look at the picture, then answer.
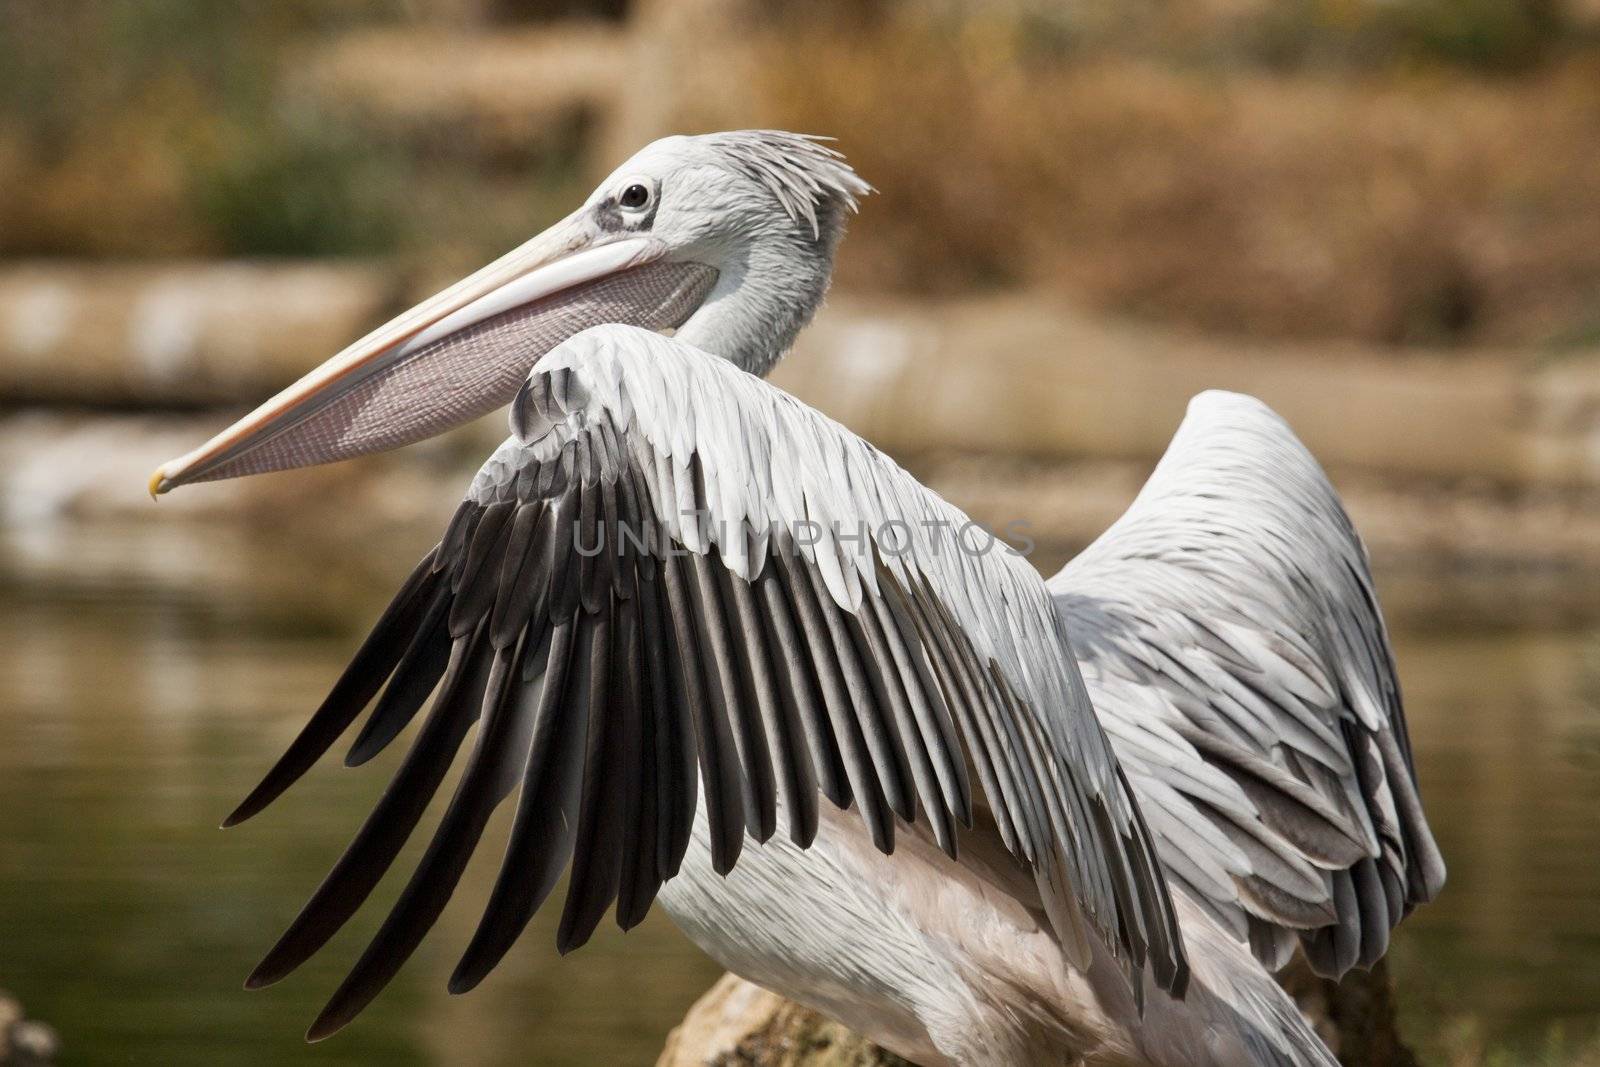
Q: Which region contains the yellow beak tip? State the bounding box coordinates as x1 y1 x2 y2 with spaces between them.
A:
147 468 171 500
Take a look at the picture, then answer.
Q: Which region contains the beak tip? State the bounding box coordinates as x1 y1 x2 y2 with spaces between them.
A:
148 466 174 499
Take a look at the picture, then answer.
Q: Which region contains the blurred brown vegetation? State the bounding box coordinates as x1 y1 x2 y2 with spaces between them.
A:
5 0 1600 348
734 1 1600 347
0 1 596 267
0 2 411 259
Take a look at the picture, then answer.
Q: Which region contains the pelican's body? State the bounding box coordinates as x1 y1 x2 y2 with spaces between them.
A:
152 131 1443 1066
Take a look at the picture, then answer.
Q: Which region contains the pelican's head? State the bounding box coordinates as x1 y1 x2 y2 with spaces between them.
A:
150 130 869 494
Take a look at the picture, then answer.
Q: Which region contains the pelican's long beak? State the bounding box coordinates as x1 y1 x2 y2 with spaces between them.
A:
150 211 716 494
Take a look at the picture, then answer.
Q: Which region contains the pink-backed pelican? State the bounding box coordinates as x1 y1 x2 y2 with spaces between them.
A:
151 131 1444 1066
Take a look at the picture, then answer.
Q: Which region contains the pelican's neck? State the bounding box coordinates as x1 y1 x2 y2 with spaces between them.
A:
674 231 834 378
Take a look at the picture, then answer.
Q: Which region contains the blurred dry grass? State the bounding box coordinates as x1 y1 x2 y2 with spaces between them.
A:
0 1 414 258
739 3 1600 346
4 1 1600 349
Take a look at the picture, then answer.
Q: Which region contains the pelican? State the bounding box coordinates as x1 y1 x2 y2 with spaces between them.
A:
151 131 1444 1066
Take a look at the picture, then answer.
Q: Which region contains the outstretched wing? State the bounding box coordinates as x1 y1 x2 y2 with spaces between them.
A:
230 324 1187 1038
1052 390 1445 978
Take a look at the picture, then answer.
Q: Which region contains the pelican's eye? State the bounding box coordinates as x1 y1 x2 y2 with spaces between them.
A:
619 183 652 210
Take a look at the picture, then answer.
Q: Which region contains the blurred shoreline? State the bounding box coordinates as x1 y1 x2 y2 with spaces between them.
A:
3 266 1596 633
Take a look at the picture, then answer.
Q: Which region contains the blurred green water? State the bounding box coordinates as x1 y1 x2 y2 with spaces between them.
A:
0 523 720 1066
0 521 1596 1064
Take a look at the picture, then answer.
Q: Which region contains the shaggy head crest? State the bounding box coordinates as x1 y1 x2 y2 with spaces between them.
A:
701 130 873 239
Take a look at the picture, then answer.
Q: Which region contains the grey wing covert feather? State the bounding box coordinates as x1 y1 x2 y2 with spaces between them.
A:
1052 390 1446 978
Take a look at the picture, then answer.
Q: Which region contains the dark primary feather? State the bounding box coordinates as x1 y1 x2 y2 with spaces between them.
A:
246 622 487 992
754 565 851 813
661 551 745 875
222 549 440 827
614 592 659 930
853 593 952 852
450 621 585 993
686 550 777 843
306 637 528 1040
634 554 698 880
344 589 451 767
804 552 915 828
721 564 819 847
555 610 624 954
775 540 894 851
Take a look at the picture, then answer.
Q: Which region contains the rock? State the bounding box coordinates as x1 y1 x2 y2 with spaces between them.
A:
657 974 909 1067
0 989 58 1066
6 1022 59 1066
660 962 1420 1067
